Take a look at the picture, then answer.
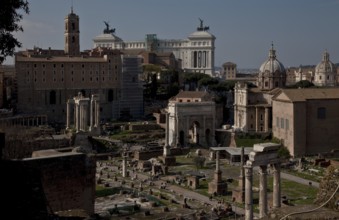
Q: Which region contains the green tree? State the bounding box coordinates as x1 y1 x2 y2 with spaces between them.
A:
198 77 219 88
289 80 314 88
0 0 29 64
277 146 291 160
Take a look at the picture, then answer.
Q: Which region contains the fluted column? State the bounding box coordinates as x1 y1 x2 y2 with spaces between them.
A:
90 99 94 130
244 165 253 220
66 100 71 129
75 104 79 131
273 163 281 208
259 165 268 218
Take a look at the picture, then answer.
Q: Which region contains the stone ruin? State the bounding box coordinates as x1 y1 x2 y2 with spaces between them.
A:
244 142 281 220
66 93 100 134
208 150 227 195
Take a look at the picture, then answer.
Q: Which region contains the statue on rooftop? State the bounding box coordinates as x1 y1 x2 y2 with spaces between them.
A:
197 18 209 31
103 21 115 34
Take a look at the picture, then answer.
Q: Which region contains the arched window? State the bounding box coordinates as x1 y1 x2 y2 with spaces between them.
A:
50 90 56 105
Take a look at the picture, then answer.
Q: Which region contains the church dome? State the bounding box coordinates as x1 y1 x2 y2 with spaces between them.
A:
315 50 336 74
257 44 286 90
259 45 285 73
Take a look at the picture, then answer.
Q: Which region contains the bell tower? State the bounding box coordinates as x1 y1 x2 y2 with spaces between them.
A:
64 7 80 56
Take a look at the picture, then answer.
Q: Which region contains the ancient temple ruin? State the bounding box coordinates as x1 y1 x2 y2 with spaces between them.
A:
244 142 281 220
66 93 100 134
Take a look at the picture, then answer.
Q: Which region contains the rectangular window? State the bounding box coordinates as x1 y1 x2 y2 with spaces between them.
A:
281 118 284 129
276 117 279 128
317 107 326 119
285 119 289 130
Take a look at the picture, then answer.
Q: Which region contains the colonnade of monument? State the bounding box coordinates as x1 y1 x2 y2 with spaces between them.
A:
66 92 100 133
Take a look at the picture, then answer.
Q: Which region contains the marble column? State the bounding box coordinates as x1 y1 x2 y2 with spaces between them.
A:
122 154 127 178
273 163 281 208
259 165 268 218
66 100 71 129
90 99 94 130
244 165 253 220
75 104 79 131
164 113 170 156
239 146 245 190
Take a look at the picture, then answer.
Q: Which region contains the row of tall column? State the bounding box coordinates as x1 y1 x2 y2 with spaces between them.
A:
192 50 210 68
244 163 281 220
66 93 100 133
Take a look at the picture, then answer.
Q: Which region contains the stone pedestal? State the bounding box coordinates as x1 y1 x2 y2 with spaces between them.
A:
208 170 227 195
231 188 244 203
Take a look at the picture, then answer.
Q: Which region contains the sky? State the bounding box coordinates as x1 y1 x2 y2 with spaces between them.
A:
5 0 339 69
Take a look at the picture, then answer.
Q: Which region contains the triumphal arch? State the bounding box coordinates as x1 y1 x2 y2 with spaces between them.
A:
167 91 216 147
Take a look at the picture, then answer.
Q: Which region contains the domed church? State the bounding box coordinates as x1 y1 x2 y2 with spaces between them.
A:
233 44 285 134
313 50 337 87
257 44 286 90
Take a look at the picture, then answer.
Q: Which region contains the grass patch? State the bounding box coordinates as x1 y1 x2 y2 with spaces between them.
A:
282 169 322 182
267 177 318 205
95 185 119 197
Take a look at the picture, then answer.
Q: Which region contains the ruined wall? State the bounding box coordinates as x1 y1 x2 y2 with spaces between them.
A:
24 153 96 215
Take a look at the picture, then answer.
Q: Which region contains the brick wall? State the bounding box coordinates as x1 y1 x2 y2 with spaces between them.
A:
24 153 96 215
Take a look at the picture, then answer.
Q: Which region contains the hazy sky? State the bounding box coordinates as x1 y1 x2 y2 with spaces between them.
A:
6 0 339 69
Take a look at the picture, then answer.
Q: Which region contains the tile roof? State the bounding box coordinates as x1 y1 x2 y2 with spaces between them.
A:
174 90 211 99
274 88 339 102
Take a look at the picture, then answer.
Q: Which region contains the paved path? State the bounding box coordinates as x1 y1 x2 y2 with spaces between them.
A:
281 172 319 188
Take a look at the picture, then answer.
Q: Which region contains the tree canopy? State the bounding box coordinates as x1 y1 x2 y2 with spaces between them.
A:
0 0 29 64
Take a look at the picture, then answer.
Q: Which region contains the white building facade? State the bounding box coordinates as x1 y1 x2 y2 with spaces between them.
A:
93 20 216 75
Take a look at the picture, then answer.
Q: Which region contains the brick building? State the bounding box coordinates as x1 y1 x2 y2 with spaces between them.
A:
272 88 339 156
15 9 123 123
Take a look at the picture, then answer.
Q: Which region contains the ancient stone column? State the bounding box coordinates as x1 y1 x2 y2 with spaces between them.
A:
216 150 220 171
75 103 80 131
164 113 171 156
239 146 245 189
259 165 268 218
90 98 94 130
122 154 127 178
66 99 71 129
244 165 253 220
273 163 281 208
96 101 100 127
264 108 269 132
